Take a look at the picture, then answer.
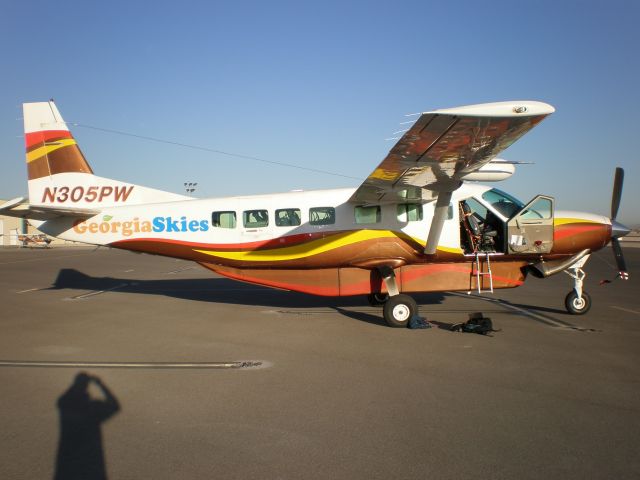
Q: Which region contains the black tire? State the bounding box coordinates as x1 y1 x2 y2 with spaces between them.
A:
564 290 591 315
383 294 418 328
367 292 389 307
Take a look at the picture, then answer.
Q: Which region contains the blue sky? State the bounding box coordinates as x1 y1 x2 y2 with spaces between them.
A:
1 0 639 224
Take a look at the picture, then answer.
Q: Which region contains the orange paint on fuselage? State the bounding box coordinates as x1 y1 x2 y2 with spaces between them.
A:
552 222 610 254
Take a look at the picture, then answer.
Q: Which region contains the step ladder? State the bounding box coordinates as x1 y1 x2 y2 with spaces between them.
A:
473 252 494 294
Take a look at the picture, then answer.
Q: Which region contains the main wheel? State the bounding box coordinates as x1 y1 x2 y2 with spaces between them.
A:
383 294 418 328
564 290 591 315
367 292 389 307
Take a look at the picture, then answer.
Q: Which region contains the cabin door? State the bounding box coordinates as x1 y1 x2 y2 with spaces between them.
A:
506 195 554 254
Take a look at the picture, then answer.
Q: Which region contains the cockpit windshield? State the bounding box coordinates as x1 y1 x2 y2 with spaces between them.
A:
481 188 525 218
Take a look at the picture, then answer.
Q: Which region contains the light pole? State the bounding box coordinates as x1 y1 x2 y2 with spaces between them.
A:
184 182 197 194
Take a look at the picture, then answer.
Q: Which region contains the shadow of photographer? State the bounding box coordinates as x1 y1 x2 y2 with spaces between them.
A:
54 372 120 480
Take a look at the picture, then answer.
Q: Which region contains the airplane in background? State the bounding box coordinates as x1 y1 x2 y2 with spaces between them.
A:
0 100 630 327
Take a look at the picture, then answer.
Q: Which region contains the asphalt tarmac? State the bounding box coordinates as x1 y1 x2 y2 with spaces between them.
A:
1 246 638 479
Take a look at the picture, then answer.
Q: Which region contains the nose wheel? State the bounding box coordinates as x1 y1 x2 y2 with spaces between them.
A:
565 290 591 315
563 255 591 315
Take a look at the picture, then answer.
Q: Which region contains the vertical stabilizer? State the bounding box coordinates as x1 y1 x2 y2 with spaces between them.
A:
23 101 188 207
24 101 93 180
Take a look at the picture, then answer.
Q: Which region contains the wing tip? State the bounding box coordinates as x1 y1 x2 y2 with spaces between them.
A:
425 100 555 117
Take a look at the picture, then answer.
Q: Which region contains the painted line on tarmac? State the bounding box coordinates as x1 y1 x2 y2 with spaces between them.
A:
445 291 588 330
66 283 129 300
16 287 46 294
274 309 355 315
611 306 640 315
0 360 267 370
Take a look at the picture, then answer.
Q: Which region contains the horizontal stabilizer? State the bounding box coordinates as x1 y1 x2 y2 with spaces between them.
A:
0 197 99 220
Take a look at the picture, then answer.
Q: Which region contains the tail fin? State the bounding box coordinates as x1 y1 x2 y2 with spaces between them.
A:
24 101 93 180
24 100 187 208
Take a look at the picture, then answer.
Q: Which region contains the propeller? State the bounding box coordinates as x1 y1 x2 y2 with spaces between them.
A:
609 167 630 279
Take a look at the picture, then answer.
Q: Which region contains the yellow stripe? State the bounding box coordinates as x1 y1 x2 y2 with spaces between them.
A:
370 167 399 181
195 230 463 262
437 245 464 254
195 230 399 262
554 217 602 226
26 138 77 163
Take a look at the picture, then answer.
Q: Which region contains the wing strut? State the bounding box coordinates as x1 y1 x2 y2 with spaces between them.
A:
424 190 453 255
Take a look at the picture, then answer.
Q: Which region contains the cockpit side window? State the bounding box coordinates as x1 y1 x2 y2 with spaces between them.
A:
520 197 553 220
481 188 525 218
465 197 488 222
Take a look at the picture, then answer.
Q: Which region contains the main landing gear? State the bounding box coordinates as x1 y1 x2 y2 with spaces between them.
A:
563 255 591 315
369 267 420 328
383 295 418 328
367 292 389 306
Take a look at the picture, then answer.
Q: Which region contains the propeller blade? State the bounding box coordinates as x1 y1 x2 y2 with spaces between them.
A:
611 238 628 276
611 167 624 220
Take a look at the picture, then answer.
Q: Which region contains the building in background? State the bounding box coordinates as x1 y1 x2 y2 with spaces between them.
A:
0 199 80 247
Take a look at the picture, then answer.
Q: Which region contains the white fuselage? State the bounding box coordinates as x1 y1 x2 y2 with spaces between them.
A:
34 184 500 250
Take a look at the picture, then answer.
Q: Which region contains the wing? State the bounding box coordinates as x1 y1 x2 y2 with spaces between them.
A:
0 197 99 220
350 101 555 205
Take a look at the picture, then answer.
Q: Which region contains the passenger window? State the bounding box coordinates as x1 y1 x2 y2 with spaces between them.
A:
397 204 423 222
212 211 236 228
275 208 301 227
243 209 268 228
309 207 335 225
355 205 381 224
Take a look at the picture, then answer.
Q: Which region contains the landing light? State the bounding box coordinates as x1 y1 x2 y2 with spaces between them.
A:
513 106 528 114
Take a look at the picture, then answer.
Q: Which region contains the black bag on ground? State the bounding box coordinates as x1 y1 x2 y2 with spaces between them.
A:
408 315 431 329
451 312 495 335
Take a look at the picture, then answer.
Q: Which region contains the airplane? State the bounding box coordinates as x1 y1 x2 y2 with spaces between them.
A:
0 100 631 327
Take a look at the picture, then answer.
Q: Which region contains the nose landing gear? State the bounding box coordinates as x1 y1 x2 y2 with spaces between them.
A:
563 255 591 315
565 290 591 315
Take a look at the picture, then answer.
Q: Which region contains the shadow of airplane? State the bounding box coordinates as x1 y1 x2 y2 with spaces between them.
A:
505 302 568 315
49 268 448 323
49 268 577 326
